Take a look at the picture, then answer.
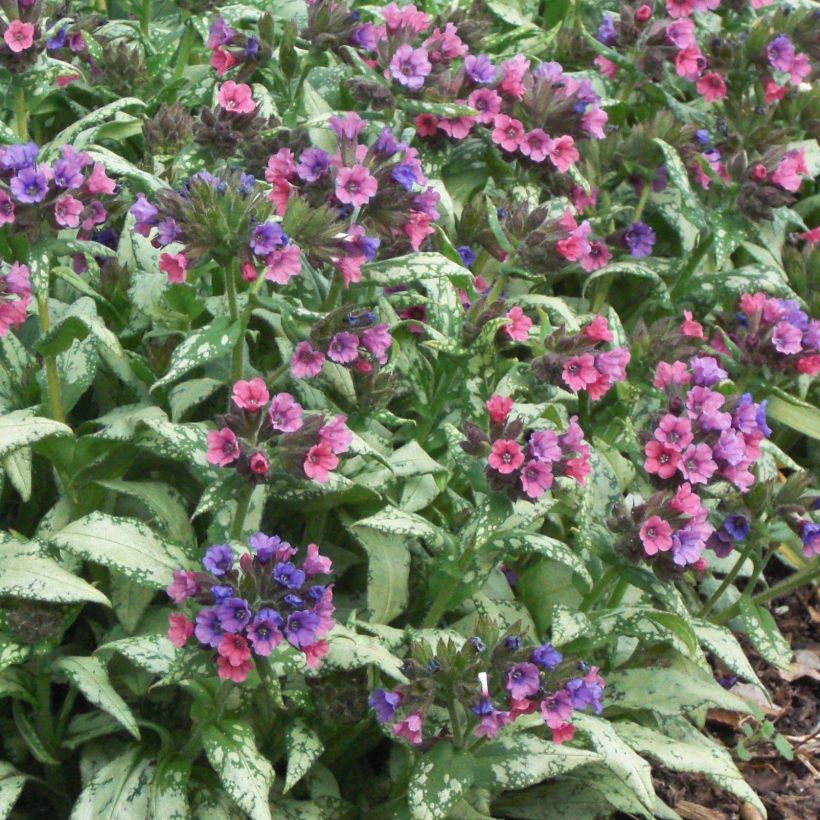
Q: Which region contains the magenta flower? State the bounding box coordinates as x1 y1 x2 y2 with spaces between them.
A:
232 378 269 412
503 306 532 341
4 21 35 53
392 711 423 746
679 443 718 485
335 165 377 208
528 430 561 462
206 427 240 466
639 515 674 555
268 392 303 432
328 332 360 364
291 341 325 378
491 115 524 152
389 44 432 91
547 135 579 173
467 88 502 125
643 440 680 479
520 460 553 498
264 244 302 284
361 324 392 364
84 163 116 195
519 129 552 163
304 443 339 483
654 414 693 451
319 415 352 454
159 253 188 284
53 195 83 228
562 354 598 392
166 570 198 603
216 81 256 114
488 439 524 474
772 321 802 354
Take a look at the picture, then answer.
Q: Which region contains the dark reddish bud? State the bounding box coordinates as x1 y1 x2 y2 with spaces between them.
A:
750 163 768 181
249 451 270 476
239 552 254 574
635 5 652 23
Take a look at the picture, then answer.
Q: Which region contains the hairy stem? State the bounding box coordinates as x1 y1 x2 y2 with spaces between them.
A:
230 483 254 541
37 295 67 424
14 83 27 142
225 259 243 384
699 536 758 619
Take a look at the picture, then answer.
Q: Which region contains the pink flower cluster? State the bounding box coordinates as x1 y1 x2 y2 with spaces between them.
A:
291 318 392 379
0 261 31 337
461 396 591 501
205 378 352 484
532 315 630 401
748 148 811 195
166 533 335 680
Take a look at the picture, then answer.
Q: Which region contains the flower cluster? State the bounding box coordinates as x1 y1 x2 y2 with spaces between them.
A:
166 533 335 680
461 397 591 501
205 379 352 484
0 142 117 242
0 261 31 336
369 621 603 746
206 16 271 78
532 315 631 401
266 112 440 285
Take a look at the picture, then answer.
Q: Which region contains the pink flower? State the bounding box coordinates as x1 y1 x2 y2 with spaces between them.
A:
232 378 269 412
403 211 434 251
167 613 194 648
269 177 292 216
652 361 691 389
218 633 252 667
249 452 269 477
562 354 598 392
166 570 198 603
159 252 188 284
304 443 339 484
639 515 674 555
4 21 35 53
679 443 717 485
654 414 693 451
675 46 706 81
583 315 613 342
644 440 681 479
266 148 297 182
581 107 608 140
265 244 302 284
335 164 377 208
666 19 696 49
216 81 256 114
763 78 787 105
520 460 553 498
486 395 513 424
772 321 802 354
414 113 439 136
438 111 474 140
488 439 524 474
696 72 727 102
211 47 237 76
54 195 83 228
467 88 502 125
796 355 820 375
594 56 617 78
504 306 532 341
268 392 303 432
519 129 552 163
392 711 423 746
529 430 561 462
580 240 611 272
291 341 325 378
303 543 333 575
302 639 330 668
216 655 253 682
319 415 352 454
491 115 524 152
547 135 579 173
666 0 696 18
787 52 810 85
670 482 703 517
498 54 529 98
206 427 240 466
84 163 116 195
771 149 808 193
680 310 704 339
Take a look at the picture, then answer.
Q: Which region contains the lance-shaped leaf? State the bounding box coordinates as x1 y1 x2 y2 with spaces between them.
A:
408 742 474 820
0 761 26 817
0 409 72 460
284 720 323 792
72 746 154 819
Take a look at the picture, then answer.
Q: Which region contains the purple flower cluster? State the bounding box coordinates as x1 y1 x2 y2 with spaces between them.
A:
369 629 604 746
166 533 335 680
205 378 352 484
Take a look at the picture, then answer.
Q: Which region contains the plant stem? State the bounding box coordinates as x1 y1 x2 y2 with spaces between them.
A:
447 699 463 748
180 681 232 760
421 571 462 629
580 566 618 612
225 259 243 384
170 23 195 85
669 232 713 302
37 295 66 424
230 483 253 541
699 536 758 619
632 181 651 223
140 0 151 36
14 83 27 142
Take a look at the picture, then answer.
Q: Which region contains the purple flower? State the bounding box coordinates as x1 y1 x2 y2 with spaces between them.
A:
296 148 330 182
722 515 750 541
284 610 320 648
211 585 233 601
328 332 360 364
249 532 294 563
273 561 306 590
694 129 710 146
531 642 563 670
250 221 286 255
802 522 820 558
53 147 89 189
350 23 378 52
207 17 236 48
391 164 418 191
714 429 746 466
624 221 655 258
457 245 476 267
46 25 67 50
506 662 541 700
565 674 604 714
389 44 432 91
533 61 564 83
464 54 496 84
154 218 181 247
597 14 616 46
130 193 158 235
374 128 402 158
0 142 38 172
284 593 304 608
194 608 223 647
10 167 49 204
328 112 366 141
203 544 234 575
671 525 705 567
755 400 771 438
680 443 718 485
690 356 728 386
767 35 795 73
268 392 303 432
772 321 802 354
369 688 403 723
361 323 392 365
244 37 260 59
707 529 734 558
247 608 283 656
216 597 251 632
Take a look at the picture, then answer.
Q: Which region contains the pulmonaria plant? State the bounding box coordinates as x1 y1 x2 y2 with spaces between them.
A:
532 315 631 401
461 396 591 500
369 620 604 746
166 533 335 680
206 379 352 484
0 142 117 242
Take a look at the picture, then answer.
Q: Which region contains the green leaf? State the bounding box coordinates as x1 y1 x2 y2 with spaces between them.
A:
322 625 406 681
653 139 706 230
738 598 792 669
48 513 195 589
473 735 599 790
0 409 72 460
692 620 766 692
72 746 154 819
55 656 139 739
95 636 176 676
202 720 274 820
151 317 242 392
3 447 31 501
149 756 190 820
408 742 474 820
362 253 473 289
0 761 26 818
765 392 820 440
284 720 323 792
352 506 448 547
85 146 166 193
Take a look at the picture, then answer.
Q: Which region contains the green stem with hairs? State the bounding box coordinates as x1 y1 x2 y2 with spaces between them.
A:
225 259 243 384
170 23 195 85
230 483 253 541
37 295 66 424
140 0 151 36
632 180 651 223
580 566 618 612
669 232 713 302
421 570 462 629
180 681 232 760
699 535 759 619
14 83 27 142
447 699 463 748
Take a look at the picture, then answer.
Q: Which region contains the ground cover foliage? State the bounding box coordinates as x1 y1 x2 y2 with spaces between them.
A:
0 0 817 817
